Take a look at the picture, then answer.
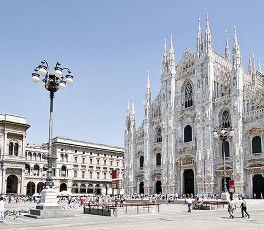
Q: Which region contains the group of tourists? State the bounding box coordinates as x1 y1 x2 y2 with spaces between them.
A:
227 197 250 219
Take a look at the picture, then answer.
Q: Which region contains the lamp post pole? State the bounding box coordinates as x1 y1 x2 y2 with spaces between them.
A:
213 128 234 200
46 91 55 188
31 60 74 203
221 137 227 193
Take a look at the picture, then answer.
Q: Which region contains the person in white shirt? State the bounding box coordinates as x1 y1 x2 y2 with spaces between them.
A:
0 196 5 223
228 197 236 218
186 196 193 212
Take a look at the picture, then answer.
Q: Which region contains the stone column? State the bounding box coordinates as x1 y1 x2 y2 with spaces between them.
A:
21 169 25 195
1 167 6 194
17 177 21 195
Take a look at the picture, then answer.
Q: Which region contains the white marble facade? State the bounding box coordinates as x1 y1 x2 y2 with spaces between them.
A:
0 114 124 196
124 16 264 198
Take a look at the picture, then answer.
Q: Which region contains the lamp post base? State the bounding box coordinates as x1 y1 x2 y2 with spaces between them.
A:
221 191 230 201
26 187 73 219
37 187 60 208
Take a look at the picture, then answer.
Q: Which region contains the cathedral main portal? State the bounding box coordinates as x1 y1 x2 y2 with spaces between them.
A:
184 169 194 196
253 174 264 198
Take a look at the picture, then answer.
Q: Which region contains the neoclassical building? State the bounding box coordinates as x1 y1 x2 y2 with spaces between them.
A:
124 16 264 198
0 114 124 196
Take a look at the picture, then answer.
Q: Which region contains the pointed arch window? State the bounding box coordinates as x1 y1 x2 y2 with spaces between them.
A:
156 153 161 166
221 111 231 128
252 136 262 154
156 127 162 143
185 83 193 108
184 125 192 142
139 156 144 169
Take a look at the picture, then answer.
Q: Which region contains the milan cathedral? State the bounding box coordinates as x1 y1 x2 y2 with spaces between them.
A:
124 15 264 198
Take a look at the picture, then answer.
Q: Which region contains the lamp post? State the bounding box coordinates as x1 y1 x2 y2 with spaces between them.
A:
213 128 234 200
31 60 73 207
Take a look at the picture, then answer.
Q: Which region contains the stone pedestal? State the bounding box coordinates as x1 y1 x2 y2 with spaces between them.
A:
26 187 73 219
221 191 230 201
37 187 60 208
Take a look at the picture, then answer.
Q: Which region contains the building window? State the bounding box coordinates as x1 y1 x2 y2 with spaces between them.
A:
221 111 231 128
74 171 77 178
184 125 192 142
14 143 19 156
82 158 85 164
83 151 85 154
90 172 93 178
104 173 106 179
9 142 13 155
222 141 230 157
104 160 107 165
74 157 77 163
252 136 262 154
110 161 113 166
97 172 100 179
75 150 77 153
156 127 162 143
156 153 161 166
117 161 119 166
90 159 93 164
82 171 85 178
97 159 100 165
184 82 193 108
140 156 144 168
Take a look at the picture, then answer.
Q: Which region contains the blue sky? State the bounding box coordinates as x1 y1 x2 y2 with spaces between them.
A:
0 0 263 147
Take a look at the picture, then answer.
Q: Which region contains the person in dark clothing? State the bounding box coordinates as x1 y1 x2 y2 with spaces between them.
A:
240 197 250 218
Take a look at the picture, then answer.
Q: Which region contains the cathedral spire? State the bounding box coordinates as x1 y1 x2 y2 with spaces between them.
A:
225 30 230 61
259 59 262 73
169 34 176 74
248 50 253 75
205 14 212 53
252 52 256 72
197 18 203 57
145 70 151 100
162 37 169 74
127 100 130 113
131 97 135 115
232 26 242 70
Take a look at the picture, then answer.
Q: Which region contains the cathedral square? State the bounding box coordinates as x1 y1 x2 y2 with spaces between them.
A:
1 1 264 229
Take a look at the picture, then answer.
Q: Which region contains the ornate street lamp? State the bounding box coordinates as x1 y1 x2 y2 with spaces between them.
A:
213 128 234 200
31 60 73 208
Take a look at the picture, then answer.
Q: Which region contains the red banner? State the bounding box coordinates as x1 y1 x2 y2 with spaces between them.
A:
112 169 117 179
229 180 235 193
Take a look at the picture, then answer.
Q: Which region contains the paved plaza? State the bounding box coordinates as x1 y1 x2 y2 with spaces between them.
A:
1 200 264 229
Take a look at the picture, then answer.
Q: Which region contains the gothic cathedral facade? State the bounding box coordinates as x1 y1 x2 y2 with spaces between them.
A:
124 16 264 198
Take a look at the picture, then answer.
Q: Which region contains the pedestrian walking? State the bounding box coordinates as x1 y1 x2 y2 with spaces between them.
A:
240 197 250 218
0 196 5 223
228 197 236 218
186 196 193 213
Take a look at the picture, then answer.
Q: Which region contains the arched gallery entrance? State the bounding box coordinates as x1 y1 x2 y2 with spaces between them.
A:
139 181 144 194
253 174 264 198
183 169 194 196
26 182 35 196
156 181 162 194
60 183 67 192
6 175 18 194
37 182 45 193
221 177 231 192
